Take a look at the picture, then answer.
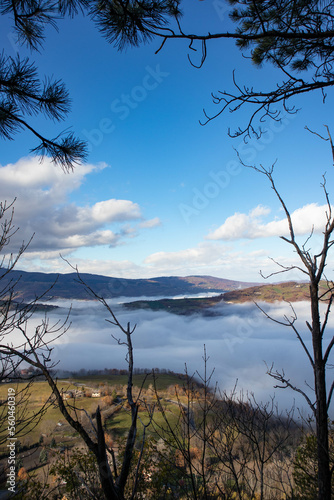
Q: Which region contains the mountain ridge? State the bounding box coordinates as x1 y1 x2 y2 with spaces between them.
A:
0 269 260 301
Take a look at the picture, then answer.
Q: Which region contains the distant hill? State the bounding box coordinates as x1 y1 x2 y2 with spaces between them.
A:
124 294 225 316
123 281 327 316
0 269 259 301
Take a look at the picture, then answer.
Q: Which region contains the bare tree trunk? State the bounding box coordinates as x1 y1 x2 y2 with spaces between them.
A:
0 266 143 500
310 282 331 499
96 406 122 500
238 128 334 499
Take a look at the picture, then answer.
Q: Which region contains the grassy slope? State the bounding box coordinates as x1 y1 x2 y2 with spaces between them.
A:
0 372 192 453
222 281 331 303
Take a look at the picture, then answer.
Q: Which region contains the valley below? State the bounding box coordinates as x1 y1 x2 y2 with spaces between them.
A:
2 270 333 413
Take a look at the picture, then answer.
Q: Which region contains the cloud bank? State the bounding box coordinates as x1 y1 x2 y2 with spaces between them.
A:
19 298 333 415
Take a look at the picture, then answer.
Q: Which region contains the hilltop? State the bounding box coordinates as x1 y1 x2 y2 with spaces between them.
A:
222 281 310 303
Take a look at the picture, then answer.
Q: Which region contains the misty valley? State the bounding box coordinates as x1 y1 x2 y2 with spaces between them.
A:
1 271 333 499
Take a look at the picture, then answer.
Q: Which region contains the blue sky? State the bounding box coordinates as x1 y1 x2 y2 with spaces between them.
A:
1 1 334 282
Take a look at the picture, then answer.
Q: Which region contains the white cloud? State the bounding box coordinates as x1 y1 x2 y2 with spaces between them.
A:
207 203 329 241
51 200 141 238
138 217 162 229
0 156 150 255
0 156 103 192
61 230 120 248
144 242 228 270
140 239 311 282
143 242 269 280
90 199 141 223
18 254 146 279
249 205 271 218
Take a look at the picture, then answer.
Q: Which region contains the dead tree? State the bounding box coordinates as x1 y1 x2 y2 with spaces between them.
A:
228 393 294 500
0 199 57 443
149 349 218 499
0 263 148 500
150 351 295 499
238 126 334 499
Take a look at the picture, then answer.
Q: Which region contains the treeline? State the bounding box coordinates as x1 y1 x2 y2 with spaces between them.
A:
69 367 187 378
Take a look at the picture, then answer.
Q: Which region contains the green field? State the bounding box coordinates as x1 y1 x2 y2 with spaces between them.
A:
0 372 190 455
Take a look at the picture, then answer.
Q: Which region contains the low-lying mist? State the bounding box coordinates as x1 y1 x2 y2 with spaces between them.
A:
22 297 334 415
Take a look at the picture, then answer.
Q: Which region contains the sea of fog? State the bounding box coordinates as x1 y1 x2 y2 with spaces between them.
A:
15 295 334 416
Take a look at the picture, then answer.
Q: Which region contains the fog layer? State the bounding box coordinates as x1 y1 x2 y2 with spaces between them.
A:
22 298 334 414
